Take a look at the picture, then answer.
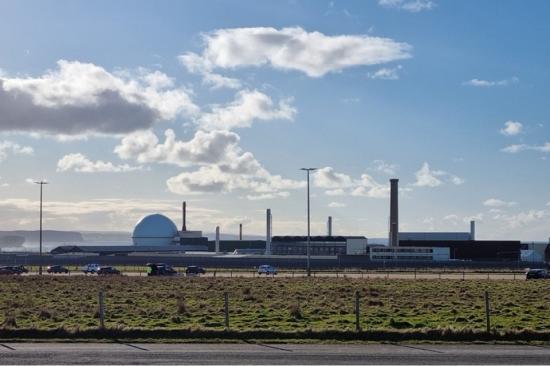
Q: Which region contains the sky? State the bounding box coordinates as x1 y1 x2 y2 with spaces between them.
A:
0 0 549 241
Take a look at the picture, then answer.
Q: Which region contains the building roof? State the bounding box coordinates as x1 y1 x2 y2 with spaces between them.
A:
272 235 366 242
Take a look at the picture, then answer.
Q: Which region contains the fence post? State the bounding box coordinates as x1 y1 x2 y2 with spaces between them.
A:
414 270 417 280
224 292 229 329
462 271 465 281
355 290 361 332
98 289 105 329
484 290 491 333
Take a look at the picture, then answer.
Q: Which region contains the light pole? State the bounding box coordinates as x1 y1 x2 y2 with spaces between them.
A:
34 180 48 275
300 168 316 277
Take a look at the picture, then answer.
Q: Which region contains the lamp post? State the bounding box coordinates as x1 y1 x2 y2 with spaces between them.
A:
34 180 48 275
300 168 316 277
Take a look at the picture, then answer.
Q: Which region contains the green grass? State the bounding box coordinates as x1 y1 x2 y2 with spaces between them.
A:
0 277 549 336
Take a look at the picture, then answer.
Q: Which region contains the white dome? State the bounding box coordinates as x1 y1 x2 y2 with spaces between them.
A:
132 214 178 246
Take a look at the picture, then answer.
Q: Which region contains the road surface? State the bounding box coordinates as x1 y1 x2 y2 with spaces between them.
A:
0 342 549 364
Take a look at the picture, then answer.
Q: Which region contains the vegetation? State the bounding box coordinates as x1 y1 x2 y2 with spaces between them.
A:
0 277 548 340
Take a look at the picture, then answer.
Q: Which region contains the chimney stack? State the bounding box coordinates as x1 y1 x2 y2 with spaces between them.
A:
327 216 333 236
182 201 187 232
239 223 242 240
389 178 399 247
470 220 476 241
266 209 272 255
215 226 220 253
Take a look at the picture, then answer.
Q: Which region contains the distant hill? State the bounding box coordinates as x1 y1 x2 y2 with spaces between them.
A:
0 230 84 247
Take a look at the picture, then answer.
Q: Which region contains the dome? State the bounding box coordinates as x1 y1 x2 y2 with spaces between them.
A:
132 214 179 246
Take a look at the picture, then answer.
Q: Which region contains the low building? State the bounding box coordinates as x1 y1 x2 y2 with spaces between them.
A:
399 240 521 261
368 245 450 261
271 236 368 256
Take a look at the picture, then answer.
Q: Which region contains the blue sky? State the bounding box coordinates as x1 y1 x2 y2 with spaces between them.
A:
0 0 548 240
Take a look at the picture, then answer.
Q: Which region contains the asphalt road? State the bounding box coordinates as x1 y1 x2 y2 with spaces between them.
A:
1 343 549 365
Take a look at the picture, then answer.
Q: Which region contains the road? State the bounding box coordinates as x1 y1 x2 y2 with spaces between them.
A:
0 343 549 364
22 271 527 280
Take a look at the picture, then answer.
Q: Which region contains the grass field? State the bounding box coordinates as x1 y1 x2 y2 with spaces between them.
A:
0 277 549 339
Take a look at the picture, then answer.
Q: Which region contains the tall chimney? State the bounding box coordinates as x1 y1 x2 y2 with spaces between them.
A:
182 201 187 232
239 223 242 240
266 208 272 255
389 178 399 247
215 226 220 253
470 220 475 241
327 216 332 236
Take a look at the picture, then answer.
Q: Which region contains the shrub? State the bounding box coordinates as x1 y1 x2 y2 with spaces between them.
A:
2 314 17 328
289 303 303 320
177 295 188 315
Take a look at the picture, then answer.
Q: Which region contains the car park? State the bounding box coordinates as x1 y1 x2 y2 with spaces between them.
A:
185 266 205 276
258 264 277 275
526 268 549 279
97 266 121 275
81 264 101 274
47 265 70 274
147 263 178 276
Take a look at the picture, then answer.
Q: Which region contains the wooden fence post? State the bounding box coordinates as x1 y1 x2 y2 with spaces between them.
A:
98 290 105 329
224 292 229 329
355 290 361 332
484 290 491 333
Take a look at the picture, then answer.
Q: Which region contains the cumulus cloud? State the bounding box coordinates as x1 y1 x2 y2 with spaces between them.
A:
413 162 463 187
56 153 143 173
196 89 296 131
179 52 242 90
371 159 398 175
116 129 304 197
492 210 547 229
0 140 33 162
379 0 435 12
367 65 402 80
246 192 290 201
0 60 198 135
462 77 518 87
483 198 517 208
313 167 354 189
328 201 346 208
179 27 411 78
314 167 390 198
501 142 550 154
500 120 523 136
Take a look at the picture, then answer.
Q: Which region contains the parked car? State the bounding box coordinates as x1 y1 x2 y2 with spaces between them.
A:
185 266 205 276
97 266 121 275
0 266 24 275
11 265 28 274
47 265 69 274
526 268 549 279
147 263 178 276
81 263 101 274
258 264 277 275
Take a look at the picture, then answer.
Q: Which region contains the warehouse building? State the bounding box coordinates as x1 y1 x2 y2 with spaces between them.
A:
270 235 368 256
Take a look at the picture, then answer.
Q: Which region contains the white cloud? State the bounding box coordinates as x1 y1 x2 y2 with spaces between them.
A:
492 210 547 229
0 140 34 162
501 142 550 154
116 129 304 197
180 27 411 78
351 174 390 198
413 162 463 187
246 192 290 201
196 89 296 131
0 60 198 135
371 159 398 175
325 188 346 196
56 153 143 173
0 177 8 188
179 52 242 90
483 198 517 208
328 201 346 208
462 77 518 87
500 120 523 136
367 65 402 80
313 167 354 189
379 0 435 12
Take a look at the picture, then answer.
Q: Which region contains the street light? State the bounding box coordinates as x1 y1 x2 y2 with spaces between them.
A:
300 168 317 277
34 180 48 275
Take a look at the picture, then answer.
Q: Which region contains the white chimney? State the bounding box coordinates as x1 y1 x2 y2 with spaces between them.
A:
266 208 272 255
215 226 220 253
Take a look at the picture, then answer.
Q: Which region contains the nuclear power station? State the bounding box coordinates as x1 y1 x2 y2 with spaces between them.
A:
50 177 540 265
